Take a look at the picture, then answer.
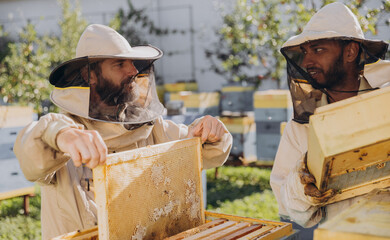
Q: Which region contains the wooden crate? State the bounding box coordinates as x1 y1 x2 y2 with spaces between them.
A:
314 188 390 240
307 87 390 204
53 211 293 240
93 138 204 240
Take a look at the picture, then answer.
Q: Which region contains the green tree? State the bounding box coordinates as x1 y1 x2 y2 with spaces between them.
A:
0 0 87 116
0 26 12 63
206 0 390 88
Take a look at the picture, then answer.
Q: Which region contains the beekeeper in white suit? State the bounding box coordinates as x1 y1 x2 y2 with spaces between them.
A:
271 2 390 227
14 24 232 239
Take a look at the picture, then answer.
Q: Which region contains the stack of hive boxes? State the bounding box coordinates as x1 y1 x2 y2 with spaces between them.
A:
164 91 220 117
163 81 220 119
219 116 257 162
0 106 35 193
164 81 198 93
160 81 198 106
219 83 257 162
254 90 293 161
220 83 255 116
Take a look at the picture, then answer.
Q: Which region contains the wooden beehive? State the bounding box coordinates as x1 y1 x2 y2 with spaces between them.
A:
93 138 204 240
164 91 220 116
53 211 294 240
167 211 293 240
314 188 390 240
308 86 390 204
219 116 257 162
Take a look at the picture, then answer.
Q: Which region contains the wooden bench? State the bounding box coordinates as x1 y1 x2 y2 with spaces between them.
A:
0 186 36 215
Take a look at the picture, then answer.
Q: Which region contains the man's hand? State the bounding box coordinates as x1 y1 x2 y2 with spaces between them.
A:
57 128 108 168
299 153 336 204
187 115 227 144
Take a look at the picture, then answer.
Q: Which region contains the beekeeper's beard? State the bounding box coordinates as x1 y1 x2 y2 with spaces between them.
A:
95 74 140 107
315 52 346 90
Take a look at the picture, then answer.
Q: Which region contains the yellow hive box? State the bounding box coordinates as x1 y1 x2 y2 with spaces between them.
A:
308 87 390 204
167 91 220 109
164 82 198 92
93 138 204 240
156 84 166 104
219 116 255 134
314 188 390 240
221 86 255 93
53 211 293 240
0 106 34 127
280 122 287 136
253 90 292 109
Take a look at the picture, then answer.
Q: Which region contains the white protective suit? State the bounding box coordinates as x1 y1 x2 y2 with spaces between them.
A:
270 2 390 227
14 113 232 239
14 24 233 239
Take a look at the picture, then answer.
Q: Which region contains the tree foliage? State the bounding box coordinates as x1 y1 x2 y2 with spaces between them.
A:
0 0 87 116
206 0 390 87
0 187 41 239
0 26 12 63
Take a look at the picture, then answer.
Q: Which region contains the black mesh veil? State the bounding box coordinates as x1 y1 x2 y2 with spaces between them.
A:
280 37 388 124
50 57 165 124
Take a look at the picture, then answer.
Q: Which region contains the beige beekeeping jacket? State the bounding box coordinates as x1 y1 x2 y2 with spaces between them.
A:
270 77 379 227
271 2 390 228
14 113 232 239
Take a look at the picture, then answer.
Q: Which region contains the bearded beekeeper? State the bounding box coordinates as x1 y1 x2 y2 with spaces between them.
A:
14 24 232 239
270 2 390 228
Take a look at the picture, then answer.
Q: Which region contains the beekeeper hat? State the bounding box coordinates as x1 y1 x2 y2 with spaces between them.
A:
282 2 387 59
49 24 163 87
49 24 165 124
280 2 389 123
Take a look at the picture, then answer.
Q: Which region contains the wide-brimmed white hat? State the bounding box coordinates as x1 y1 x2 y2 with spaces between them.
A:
49 24 165 124
282 2 387 59
280 2 390 124
49 24 163 86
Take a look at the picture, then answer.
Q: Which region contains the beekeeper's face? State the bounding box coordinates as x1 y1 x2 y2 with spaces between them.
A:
86 58 161 123
91 59 145 106
300 39 346 89
100 59 139 89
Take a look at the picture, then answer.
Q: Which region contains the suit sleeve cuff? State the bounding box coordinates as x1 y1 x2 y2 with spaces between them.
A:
41 119 84 151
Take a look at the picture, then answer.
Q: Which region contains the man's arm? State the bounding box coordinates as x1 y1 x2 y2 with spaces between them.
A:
13 113 94 185
187 115 233 169
270 120 323 227
155 115 232 169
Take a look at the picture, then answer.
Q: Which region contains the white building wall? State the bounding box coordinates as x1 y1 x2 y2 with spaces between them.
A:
0 0 232 92
0 0 389 92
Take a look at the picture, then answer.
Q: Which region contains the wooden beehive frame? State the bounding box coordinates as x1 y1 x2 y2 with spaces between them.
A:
93 138 204 240
314 188 390 240
52 211 293 240
201 211 292 240
308 86 390 204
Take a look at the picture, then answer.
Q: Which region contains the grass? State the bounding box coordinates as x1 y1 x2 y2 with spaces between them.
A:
0 166 278 239
0 186 41 240
206 166 279 221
